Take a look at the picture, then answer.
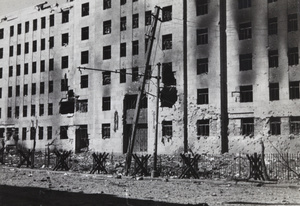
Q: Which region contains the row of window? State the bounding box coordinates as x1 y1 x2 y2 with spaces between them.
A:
5 126 53 141
239 0 277 10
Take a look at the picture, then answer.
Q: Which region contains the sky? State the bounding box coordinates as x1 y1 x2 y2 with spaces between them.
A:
0 0 67 16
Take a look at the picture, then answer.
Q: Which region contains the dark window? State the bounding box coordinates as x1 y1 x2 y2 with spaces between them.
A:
103 20 111 34
120 43 126 57
23 106 27 117
81 50 89 64
0 67 2 78
31 105 35 116
238 0 251 9
196 0 208 16
269 50 278 67
103 71 111 85
197 28 208 45
16 65 21 76
49 36 54 48
132 67 139 82
50 14 55 27
121 0 126 5
33 40 37 52
197 58 208 74
62 10 69 23
39 127 43 140
17 23 22 35
162 121 172 137
62 33 69 46
49 80 53 93
145 11 152 25
22 127 27 140
132 40 139 55
240 85 253 102
8 66 13 77
239 22 252 40
270 117 281 135
145 38 149 53
8 86 12 97
60 126 68 139
268 0 277 2
17 44 21 55
104 0 111 9
16 85 20 96
0 28 4 39
0 48 2 59
76 99 88 112
239 53 252 71
162 6 172 22
48 103 53 115
47 126 52 140
24 63 28 75
33 19 37 31
61 78 68 91
62 56 68 68
120 69 126 83
81 75 88 88
23 84 28 96
25 22 29 33
162 34 172 50
30 127 35 140
162 62 176 85
132 14 139 28
40 60 45 72
15 106 19 118
81 27 89 40
0 88 1 98
269 82 279 101
102 124 110 139
10 26 14 37
41 38 45 50
40 82 45 94
288 47 299 66
9 45 13 57
41 17 46 29
102 97 111 111
32 62 37 73
197 88 209 104
7 107 12 118
241 118 254 136
103 46 111 60
289 81 300 99
39 104 44 116
290 117 300 135
197 119 209 136
121 17 126 31
288 14 298 32
25 42 29 53
268 17 277 35
82 2 89 16
49 59 54 71
32 83 36 95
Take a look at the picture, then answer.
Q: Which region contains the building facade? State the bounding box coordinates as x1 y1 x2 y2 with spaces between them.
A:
0 0 299 155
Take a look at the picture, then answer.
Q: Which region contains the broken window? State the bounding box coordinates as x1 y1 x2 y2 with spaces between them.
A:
30 127 35 140
102 124 110 139
197 28 208 45
24 84 28 96
197 58 208 74
60 126 68 139
288 47 299 66
41 17 46 29
120 17 126 31
62 33 69 46
288 13 298 32
120 43 126 57
132 40 139 55
62 10 69 23
82 2 89 17
76 99 88 113
48 103 53 115
197 88 209 104
103 20 111 34
102 97 111 111
125 94 147 110
39 127 43 140
47 126 52 140
60 101 74 114
239 53 252 71
132 14 139 29
31 105 35 116
289 81 300 99
162 63 176 85
61 78 68 91
121 0 126 5
162 34 172 50
239 22 252 40
120 69 126 83
81 75 88 88
22 127 27 140
196 0 208 16
269 50 278 68
269 82 279 101
103 71 111 85
238 0 251 9
162 6 172 22
103 46 111 60
145 11 152 26
7 107 12 118
270 117 281 135
132 67 139 82
81 27 89 40
62 56 69 68
81 51 89 64
50 14 54 27
162 121 172 137
290 117 300 135
15 106 19 118
268 17 277 35
103 0 111 9
23 105 27 117
240 85 253 102
197 119 209 136
241 118 254 136
39 104 44 116
32 83 36 95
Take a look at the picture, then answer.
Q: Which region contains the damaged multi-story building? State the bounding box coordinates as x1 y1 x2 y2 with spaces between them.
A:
0 0 299 155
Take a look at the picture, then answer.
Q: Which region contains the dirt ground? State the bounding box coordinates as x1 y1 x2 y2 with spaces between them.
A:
0 166 300 206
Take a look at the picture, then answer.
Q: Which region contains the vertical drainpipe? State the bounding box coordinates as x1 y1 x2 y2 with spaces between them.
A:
220 0 228 153
183 0 188 153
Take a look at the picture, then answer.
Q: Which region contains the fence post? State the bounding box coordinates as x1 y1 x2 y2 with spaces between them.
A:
287 153 290 180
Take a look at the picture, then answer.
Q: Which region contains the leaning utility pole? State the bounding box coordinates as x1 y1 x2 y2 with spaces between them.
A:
125 6 161 175
183 0 188 153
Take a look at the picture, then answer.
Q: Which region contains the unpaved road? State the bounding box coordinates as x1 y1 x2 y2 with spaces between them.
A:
0 166 300 206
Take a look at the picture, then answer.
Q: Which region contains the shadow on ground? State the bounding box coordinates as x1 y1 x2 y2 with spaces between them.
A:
0 185 206 206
